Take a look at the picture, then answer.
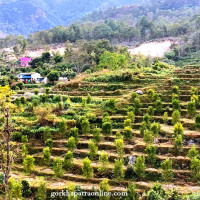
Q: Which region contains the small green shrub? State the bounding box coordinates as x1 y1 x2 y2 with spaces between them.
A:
43 147 51 165
126 183 137 200
195 114 200 128
188 145 199 159
34 89 39 95
102 121 112 136
131 92 138 102
88 139 98 160
82 157 93 179
21 180 32 198
144 129 154 144
23 155 35 174
20 96 26 104
87 94 92 104
152 93 159 102
116 131 123 139
155 100 163 114
161 158 174 181
58 120 68 135
140 121 147 136
67 137 77 151
99 179 110 200
80 117 90 135
21 144 28 159
145 145 157 165
191 95 199 107
53 158 64 177
162 112 169 124
134 98 142 115
92 127 101 144
104 98 117 111
36 182 46 200
115 139 124 159
63 151 74 171
143 114 151 127
11 132 22 142
150 122 160 138
113 159 124 179
190 87 198 96
98 151 109 174
134 156 145 179
69 127 79 144
147 89 155 101
123 126 133 142
173 123 184 138
127 111 135 122
172 99 180 111
124 119 132 128
172 110 180 125
187 101 196 117
10 180 22 200
147 106 154 116
191 156 200 180
174 135 183 153
172 86 180 96
45 139 53 150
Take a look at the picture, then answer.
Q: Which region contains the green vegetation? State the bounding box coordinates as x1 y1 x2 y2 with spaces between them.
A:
1 14 200 197
161 158 174 181
134 156 145 179
53 158 64 177
82 157 93 179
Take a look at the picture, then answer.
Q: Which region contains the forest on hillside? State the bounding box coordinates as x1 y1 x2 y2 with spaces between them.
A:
0 0 140 35
1 0 200 61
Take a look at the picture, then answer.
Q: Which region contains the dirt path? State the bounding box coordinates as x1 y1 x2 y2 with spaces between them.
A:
129 40 173 58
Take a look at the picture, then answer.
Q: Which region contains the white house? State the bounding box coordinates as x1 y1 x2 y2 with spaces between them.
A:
17 73 44 83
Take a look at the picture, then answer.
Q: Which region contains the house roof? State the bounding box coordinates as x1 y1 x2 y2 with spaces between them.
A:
18 72 39 75
20 57 31 61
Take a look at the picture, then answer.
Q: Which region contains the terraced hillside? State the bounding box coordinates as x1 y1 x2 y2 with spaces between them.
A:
5 65 200 199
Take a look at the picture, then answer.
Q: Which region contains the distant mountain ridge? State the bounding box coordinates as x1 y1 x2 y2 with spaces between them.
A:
0 0 142 36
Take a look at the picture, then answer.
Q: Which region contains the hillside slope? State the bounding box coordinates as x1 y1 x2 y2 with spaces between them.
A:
0 0 141 36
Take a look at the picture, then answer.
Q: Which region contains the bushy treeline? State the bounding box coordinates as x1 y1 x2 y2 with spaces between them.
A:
1 0 200 49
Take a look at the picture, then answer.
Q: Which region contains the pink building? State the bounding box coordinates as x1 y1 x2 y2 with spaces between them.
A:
20 57 31 67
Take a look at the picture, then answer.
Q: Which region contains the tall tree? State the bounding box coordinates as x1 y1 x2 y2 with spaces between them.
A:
0 86 18 200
